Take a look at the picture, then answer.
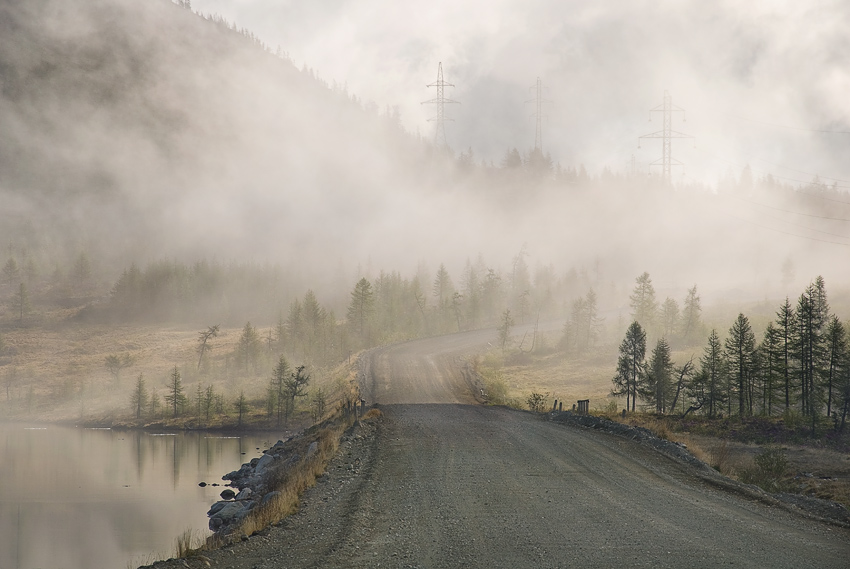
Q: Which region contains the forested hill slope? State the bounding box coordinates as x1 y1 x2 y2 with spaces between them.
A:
0 0 436 276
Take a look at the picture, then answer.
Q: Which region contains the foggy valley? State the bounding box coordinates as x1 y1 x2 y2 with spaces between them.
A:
1 0 849 567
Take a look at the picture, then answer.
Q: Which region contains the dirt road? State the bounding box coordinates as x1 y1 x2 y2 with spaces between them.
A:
154 329 849 568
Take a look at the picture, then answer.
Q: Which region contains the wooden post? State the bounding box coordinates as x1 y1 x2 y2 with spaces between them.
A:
552 399 558 412
577 399 589 415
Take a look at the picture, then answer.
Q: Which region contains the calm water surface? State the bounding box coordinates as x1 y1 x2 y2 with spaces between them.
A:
0 423 282 569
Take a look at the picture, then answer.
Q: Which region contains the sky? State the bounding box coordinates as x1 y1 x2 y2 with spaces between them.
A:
188 0 850 188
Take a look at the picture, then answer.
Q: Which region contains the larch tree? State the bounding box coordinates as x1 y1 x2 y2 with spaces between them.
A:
130 373 148 419
234 390 248 427
164 366 186 418
824 316 846 418
690 329 727 418
196 324 220 370
759 322 783 415
497 308 514 352
775 297 796 410
14 282 30 324
236 322 263 374
681 285 702 346
629 272 657 337
3 257 19 287
641 337 674 413
283 365 310 426
270 355 291 427
795 279 829 425
612 321 646 412
433 264 455 332
661 297 680 341
725 314 757 416
347 277 375 345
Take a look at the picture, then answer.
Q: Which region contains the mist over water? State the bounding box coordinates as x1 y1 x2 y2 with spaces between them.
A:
0 423 271 569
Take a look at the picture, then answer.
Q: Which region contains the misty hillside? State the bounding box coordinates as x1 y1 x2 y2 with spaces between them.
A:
1 0 846 313
0 0 440 279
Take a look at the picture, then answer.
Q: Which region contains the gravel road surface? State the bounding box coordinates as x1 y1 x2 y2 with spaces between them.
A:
151 329 849 568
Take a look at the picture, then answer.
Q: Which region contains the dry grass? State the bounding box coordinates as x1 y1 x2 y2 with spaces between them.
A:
0 320 361 430
174 528 208 559
362 408 383 420
234 406 381 538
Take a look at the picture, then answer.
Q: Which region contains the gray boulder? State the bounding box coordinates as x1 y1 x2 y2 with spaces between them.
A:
254 453 275 475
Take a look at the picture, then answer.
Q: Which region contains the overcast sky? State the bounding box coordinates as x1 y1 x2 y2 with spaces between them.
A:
188 0 850 187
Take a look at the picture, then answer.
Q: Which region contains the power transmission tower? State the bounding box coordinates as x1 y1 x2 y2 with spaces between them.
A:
638 90 693 184
531 77 543 151
421 62 460 149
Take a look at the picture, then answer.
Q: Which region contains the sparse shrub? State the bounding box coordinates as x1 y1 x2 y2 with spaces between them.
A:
740 447 788 492
311 388 327 422
526 392 547 413
362 408 383 420
481 369 510 405
782 408 803 430
709 441 732 475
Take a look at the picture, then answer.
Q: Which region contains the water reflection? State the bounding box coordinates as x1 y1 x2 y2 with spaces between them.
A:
0 424 278 569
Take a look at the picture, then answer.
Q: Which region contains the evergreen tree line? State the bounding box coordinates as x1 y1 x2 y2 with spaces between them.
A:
612 276 850 432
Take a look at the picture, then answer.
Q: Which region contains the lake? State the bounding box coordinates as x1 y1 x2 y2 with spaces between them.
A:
0 423 282 569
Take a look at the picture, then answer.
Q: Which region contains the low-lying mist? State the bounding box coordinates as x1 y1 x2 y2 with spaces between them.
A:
0 0 847 316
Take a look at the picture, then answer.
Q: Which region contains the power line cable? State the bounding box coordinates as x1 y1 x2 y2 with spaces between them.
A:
729 114 850 135
723 211 850 247
729 194 850 222
695 148 850 201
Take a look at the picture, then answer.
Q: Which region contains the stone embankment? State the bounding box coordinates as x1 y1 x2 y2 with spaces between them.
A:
206 434 319 534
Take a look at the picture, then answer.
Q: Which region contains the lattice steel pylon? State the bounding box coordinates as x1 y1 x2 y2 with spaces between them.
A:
638 90 693 184
421 62 459 148
532 77 543 151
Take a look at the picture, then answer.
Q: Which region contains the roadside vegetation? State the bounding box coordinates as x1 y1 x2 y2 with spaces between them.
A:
477 272 850 510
